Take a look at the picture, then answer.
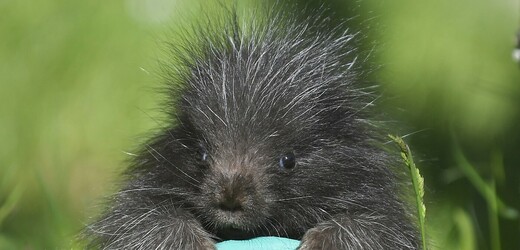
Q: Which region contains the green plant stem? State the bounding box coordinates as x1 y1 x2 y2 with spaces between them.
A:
389 135 427 250
489 179 501 250
453 146 518 219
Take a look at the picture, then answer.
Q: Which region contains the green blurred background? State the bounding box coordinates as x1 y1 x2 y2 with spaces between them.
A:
1 0 519 249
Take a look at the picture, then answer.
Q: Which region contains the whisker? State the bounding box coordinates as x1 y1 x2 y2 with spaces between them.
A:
270 196 313 202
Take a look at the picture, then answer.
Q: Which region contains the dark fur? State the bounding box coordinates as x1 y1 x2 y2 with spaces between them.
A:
86 7 420 250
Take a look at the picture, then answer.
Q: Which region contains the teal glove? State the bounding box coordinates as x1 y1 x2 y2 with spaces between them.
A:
216 236 300 250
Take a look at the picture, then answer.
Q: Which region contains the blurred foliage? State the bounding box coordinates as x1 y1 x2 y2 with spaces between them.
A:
1 0 519 249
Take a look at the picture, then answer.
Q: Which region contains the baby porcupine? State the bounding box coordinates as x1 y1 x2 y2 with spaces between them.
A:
85 7 420 250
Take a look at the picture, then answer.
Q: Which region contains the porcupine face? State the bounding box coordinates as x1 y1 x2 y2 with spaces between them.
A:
167 16 387 240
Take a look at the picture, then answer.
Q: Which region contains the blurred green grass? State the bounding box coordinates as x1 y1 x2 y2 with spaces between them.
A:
1 0 519 249
0 0 169 247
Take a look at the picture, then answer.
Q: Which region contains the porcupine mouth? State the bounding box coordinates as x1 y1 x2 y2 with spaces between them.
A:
212 211 257 240
215 226 254 240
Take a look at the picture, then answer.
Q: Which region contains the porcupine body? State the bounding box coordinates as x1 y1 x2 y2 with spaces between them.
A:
85 7 420 250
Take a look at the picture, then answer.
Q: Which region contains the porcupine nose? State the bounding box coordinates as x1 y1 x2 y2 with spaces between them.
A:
216 175 249 212
218 190 243 212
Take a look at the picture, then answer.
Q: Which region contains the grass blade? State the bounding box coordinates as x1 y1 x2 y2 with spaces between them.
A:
389 135 427 250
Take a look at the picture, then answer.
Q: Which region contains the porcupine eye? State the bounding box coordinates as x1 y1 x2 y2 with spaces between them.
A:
279 152 296 169
197 143 209 162
201 150 208 162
